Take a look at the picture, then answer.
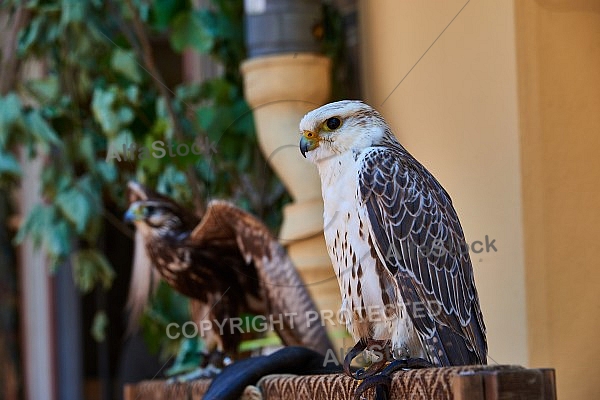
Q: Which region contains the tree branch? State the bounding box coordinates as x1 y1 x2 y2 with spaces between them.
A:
0 6 31 95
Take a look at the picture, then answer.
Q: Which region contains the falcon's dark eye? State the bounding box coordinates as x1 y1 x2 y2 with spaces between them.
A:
326 117 341 130
145 205 155 215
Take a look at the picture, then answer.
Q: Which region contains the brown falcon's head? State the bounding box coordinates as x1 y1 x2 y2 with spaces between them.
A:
124 181 199 239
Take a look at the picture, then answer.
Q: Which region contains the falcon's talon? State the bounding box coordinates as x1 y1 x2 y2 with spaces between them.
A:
353 357 433 400
355 358 387 380
344 339 367 378
405 357 434 369
353 374 392 400
345 339 394 380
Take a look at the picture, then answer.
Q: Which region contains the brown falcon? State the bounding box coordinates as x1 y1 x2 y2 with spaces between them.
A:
124 182 332 370
299 101 487 398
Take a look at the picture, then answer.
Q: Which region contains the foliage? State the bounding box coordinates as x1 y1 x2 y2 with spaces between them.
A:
0 0 290 353
139 281 192 356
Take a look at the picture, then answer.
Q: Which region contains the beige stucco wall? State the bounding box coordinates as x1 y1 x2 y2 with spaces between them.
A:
359 0 600 398
359 0 527 367
516 1 600 399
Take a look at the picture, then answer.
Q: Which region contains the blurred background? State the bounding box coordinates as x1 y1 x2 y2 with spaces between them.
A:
0 1 598 399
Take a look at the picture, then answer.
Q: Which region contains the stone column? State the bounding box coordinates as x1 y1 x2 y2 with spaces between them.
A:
241 54 343 346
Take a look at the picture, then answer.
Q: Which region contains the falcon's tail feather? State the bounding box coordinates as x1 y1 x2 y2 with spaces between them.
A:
433 324 482 366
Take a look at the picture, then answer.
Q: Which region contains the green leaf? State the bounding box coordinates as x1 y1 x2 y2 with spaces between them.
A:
72 249 115 293
0 153 22 178
92 87 118 136
0 94 23 148
96 162 117 183
117 106 135 126
111 48 142 83
165 337 203 376
200 78 234 102
13 201 70 268
91 310 108 342
231 99 255 136
106 130 135 162
150 0 189 30
14 204 56 247
170 11 214 53
125 85 140 104
17 15 44 55
40 165 72 195
195 106 216 139
78 174 102 203
78 134 96 166
56 186 92 234
175 83 202 103
60 0 86 27
138 151 162 174
24 111 61 146
46 219 71 263
157 166 191 204
25 76 60 103
196 158 215 183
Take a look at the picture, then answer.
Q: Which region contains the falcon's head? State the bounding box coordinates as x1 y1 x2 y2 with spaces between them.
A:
299 100 394 162
124 182 199 239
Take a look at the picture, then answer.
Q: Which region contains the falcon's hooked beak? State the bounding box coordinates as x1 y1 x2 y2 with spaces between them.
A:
300 130 319 158
124 202 145 223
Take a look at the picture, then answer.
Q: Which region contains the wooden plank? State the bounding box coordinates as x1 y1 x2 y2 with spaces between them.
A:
124 381 176 400
123 384 136 400
483 369 544 400
123 380 212 400
540 369 556 400
123 367 556 400
452 372 485 400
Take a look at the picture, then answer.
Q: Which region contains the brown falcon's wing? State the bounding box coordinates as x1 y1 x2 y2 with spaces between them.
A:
190 200 333 355
359 146 487 366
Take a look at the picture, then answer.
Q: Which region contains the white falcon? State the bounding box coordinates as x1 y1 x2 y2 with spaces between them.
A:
299 100 487 397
